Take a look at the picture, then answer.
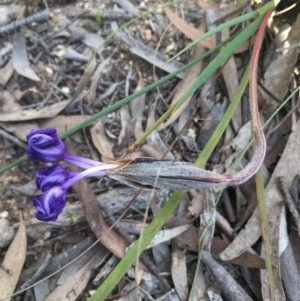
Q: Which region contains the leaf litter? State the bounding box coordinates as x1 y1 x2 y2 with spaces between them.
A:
0 0 299 300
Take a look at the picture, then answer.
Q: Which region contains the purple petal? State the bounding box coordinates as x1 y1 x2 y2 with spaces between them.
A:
36 164 76 192
33 187 66 221
27 128 65 162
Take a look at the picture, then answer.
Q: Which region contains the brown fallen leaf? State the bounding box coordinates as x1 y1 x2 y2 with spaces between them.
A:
44 251 96 301
129 77 145 139
90 120 115 161
39 115 92 137
159 31 204 130
164 7 249 53
175 226 265 269
164 8 215 49
112 22 184 78
0 100 70 122
72 173 126 259
261 14 300 113
0 59 14 85
171 248 188 301
0 212 27 300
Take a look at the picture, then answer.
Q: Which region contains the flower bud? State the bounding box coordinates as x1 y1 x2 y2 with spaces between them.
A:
33 186 66 221
36 164 75 192
27 128 65 162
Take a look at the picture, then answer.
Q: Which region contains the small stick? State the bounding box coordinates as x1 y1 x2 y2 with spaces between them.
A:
0 10 52 35
277 177 300 236
0 129 27 149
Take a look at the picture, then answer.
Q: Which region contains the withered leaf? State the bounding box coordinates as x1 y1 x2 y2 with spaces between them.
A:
12 32 40 82
0 213 27 300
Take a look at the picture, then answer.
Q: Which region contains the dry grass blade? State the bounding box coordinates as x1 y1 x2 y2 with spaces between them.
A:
0 212 27 300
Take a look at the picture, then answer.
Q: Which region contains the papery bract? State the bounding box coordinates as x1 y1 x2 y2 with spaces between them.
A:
36 164 76 192
33 186 66 222
27 128 65 162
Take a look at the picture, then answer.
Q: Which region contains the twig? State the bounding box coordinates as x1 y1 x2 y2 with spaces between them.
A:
277 177 300 236
0 10 52 35
0 129 27 149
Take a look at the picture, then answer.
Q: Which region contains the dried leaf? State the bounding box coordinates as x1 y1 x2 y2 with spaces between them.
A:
280 239 300 301
221 29 241 131
129 78 145 139
164 8 214 49
12 32 40 81
0 121 37 141
44 256 93 301
144 224 190 249
261 14 300 112
0 100 70 122
159 36 204 130
68 26 104 52
39 115 91 136
0 59 14 85
0 213 27 300
176 227 265 269
118 105 131 145
0 5 24 25
171 249 188 301
112 22 184 78
90 120 114 161
87 55 113 104
0 217 14 248
73 176 127 259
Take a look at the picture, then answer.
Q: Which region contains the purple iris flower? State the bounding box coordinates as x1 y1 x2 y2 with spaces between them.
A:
27 128 65 162
33 163 120 221
27 128 105 169
33 186 66 222
36 164 76 192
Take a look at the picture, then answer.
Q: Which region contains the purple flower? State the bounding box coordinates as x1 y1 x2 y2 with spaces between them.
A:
27 128 106 168
27 128 65 162
36 164 76 192
33 187 66 222
32 162 121 221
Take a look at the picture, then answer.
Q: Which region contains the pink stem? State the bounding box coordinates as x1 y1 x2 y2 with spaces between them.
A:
226 9 272 186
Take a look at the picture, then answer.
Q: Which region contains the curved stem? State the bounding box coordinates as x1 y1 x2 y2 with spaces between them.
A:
225 9 271 185
62 163 121 190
